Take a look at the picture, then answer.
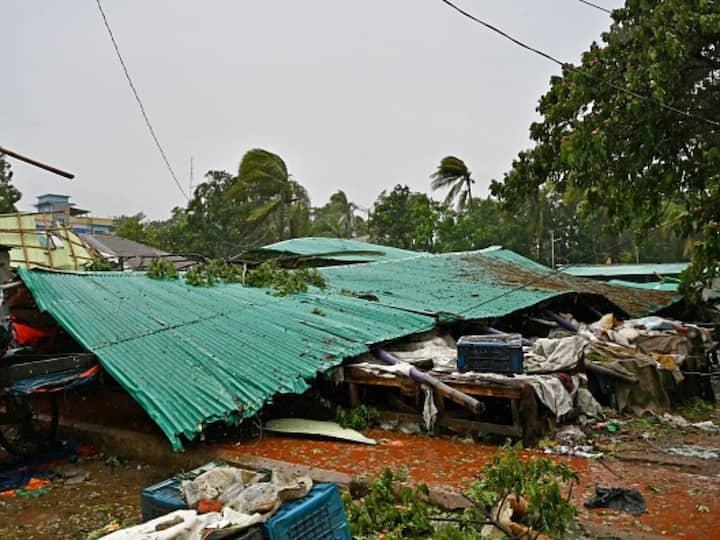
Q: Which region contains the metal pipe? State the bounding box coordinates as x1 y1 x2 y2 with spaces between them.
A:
542 309 578 332
375 349 484 415
480 326 532 347
585 304 603 320
0 145 74 179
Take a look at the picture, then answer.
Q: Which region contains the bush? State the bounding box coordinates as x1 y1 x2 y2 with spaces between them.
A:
146 258 178 280
245 260 327 296
336 405 380 430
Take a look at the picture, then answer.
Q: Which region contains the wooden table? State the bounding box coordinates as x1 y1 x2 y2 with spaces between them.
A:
342 366 540 444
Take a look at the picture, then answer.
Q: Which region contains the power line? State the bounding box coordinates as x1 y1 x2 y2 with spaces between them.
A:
95 0 189 200
439 0 720 128
576 0 613 14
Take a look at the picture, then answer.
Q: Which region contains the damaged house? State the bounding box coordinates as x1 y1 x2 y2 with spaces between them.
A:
4 240 710 454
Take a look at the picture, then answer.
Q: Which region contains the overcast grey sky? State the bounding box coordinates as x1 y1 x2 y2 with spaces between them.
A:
2 1 621 220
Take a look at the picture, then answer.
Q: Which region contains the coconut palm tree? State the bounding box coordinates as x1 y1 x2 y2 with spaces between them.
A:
227 149 306 241
430 156 475 210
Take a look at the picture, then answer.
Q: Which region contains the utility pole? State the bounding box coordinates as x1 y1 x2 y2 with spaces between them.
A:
189 155 194 197
551 229 555 270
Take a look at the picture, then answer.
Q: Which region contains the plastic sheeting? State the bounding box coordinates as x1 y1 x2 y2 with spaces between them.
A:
263 418 377 445
7 364 100 395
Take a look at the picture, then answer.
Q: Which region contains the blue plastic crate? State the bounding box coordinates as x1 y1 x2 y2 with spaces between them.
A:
140 476 186 522
140 461 265 522
457 334 524 374
264 483 350 540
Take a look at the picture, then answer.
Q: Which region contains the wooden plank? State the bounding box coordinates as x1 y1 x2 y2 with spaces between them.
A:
387 394 419 414
380 411 523 438
441 381 522 399
344 367 524 399
519 384 540 446
343 367 418 394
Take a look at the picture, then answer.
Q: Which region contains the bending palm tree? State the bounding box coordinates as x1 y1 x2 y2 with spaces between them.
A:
431 156 475 209
227 148 299 241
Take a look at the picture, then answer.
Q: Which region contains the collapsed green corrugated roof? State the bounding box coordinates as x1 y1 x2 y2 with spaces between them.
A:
18 269 435 450
17 248 679 449
262 237 418 262
319 248 680 319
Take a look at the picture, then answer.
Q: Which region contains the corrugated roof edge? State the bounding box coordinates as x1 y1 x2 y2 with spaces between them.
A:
16 268 438 450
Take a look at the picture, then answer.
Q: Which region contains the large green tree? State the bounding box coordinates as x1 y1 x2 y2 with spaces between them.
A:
492 0 720 292
0 154 22 214
114 213 147 243
368 185 443 251
431 156 475 209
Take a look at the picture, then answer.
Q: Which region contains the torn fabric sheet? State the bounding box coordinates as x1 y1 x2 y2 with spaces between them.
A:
100 509 264 540
422 386 438 431
523 335 590 373
345 361 413 378
522 375 575 420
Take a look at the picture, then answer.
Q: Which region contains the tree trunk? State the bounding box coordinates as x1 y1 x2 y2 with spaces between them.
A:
278 197 286 241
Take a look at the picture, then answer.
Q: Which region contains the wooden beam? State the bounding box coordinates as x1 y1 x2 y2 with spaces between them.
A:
380 411 523 438
348 382 360 407
0 145 74 179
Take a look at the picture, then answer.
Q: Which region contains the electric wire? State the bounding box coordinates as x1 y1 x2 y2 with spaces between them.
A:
576 0 613 14
439 0 720 128
95 0 189 200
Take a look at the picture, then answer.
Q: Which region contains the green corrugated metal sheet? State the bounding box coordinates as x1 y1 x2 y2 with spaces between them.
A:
262 237 418 262
319 248 679 319
17 269 435 450
608 279 680 292
560 262 688 278
18 248 679 450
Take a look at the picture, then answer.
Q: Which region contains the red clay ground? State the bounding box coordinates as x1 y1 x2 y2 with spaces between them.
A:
221 428 720 539
2 390 719 539
1 429 717 539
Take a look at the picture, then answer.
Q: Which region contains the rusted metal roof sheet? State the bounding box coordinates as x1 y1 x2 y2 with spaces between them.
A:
319 248 679 319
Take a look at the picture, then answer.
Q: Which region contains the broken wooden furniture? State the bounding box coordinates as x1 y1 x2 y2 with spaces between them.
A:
342 364 540 445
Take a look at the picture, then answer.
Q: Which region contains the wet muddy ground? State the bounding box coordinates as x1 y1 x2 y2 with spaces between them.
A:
1 404 718 539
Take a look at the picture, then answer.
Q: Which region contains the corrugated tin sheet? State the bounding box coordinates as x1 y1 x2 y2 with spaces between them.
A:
319 248 680 319
262 237 418 262
607 279 680 292
560 262 688 278
17 269 435 450
0 213 95 269
18 248 679 450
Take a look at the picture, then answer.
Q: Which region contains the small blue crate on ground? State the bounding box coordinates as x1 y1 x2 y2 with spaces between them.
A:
140 476 186 522
264 483 351 540
457 333 524 374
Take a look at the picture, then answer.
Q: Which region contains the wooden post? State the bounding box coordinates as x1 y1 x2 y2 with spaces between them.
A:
348 383 360 407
